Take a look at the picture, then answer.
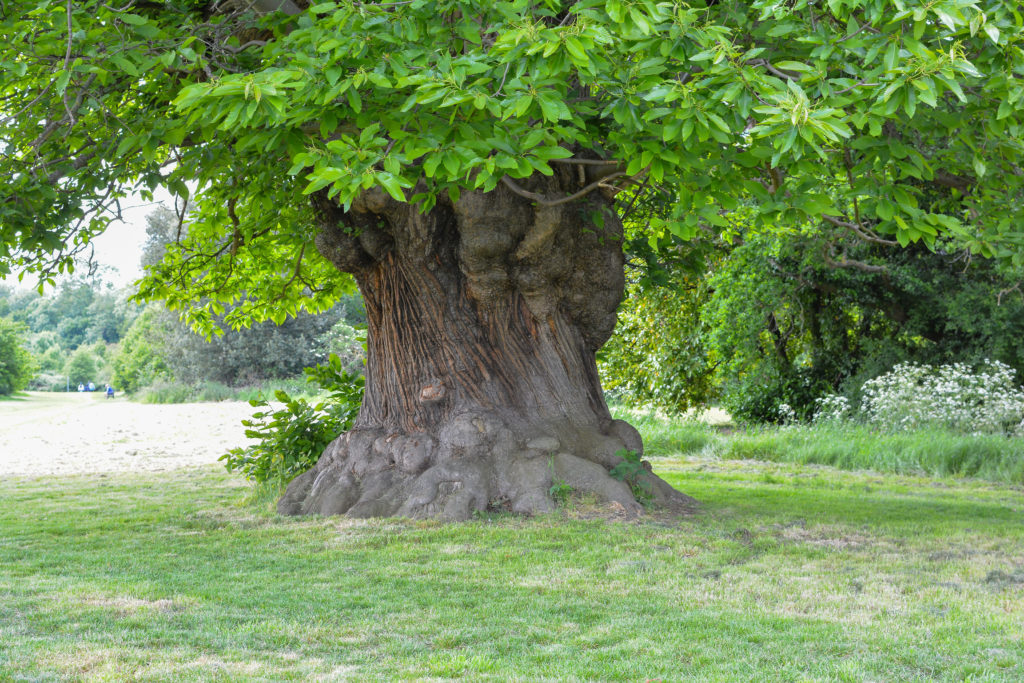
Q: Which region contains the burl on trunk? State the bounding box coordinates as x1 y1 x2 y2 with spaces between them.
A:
278 168 694 520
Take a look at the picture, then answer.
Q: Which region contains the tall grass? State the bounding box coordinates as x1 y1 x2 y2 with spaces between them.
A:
611 406 718 456
719 424 1024 484
617 407 1024 486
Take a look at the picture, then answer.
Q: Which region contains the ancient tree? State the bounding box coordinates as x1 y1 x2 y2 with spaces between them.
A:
2 0 1023 518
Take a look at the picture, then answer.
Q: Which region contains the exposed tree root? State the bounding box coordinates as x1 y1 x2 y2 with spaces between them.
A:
278 412 696 521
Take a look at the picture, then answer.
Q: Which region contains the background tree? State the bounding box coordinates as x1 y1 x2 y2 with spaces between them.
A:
0 317 34 395
598 262 717 415
64 346 98 387
124 206 366 389
110 305 171 393
3 0 1024 518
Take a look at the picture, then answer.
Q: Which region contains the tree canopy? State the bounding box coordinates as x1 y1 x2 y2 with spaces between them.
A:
3 0 1023 329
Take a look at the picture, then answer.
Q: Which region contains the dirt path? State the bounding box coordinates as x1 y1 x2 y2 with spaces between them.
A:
0 392 257 477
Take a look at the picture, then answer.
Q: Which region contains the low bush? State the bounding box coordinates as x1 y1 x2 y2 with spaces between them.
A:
229 378 314 403
133 377 320 404
27 373 69 392
220 354 364 486
139 380 194 404
194 380 235 402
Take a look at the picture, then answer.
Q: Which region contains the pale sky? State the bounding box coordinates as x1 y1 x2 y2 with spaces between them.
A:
4 188 174 292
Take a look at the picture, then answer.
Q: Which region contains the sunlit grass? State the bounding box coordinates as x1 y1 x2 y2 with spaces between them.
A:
2 457 1022 680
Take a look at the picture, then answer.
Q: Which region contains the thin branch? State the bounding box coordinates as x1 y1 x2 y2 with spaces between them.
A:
822 243 888 273
62 0 75 122
832 80 877 95
226 39 268 54
997 282 1022 305
493 62 510 96
822 213 899 246
250 0 302 16
747 59 797 81
835 23 870 43
501 172 627 207
273 243 307 302
0 84 55 127
500 176 547 203
620 175 650 222
46 150 97 184
548 157 620 167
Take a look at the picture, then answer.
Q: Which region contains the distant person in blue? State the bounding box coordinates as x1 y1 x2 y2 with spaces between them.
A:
106 385 114 399
87 381 95 392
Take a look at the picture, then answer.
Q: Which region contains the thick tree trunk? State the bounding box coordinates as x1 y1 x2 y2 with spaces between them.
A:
278 169 695 520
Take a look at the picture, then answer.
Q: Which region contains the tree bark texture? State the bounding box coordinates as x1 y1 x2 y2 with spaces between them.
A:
278 167 695 520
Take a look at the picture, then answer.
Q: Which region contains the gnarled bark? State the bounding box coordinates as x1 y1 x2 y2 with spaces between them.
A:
279 168 695 520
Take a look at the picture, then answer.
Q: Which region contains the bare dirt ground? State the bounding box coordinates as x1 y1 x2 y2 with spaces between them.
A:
0 392 256 477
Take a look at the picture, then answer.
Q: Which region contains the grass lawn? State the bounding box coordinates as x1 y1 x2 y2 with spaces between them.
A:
1 456 1022 681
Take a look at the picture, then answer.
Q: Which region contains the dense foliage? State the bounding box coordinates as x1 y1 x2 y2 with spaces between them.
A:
109 306 170 393
0 277 135 390
0 260 364 394
3 0 1024 331
601 227 1024 422
598 267 716 414
0 278 136 351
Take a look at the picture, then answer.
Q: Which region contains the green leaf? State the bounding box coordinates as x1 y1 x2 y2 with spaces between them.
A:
346 88 361 113
537 96 560 123
565 37 588 64
377 173 406 202
774 61 813 74
119 13 148 26
973 157 987 178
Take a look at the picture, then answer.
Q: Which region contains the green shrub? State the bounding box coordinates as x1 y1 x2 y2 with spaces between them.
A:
608 449 653 505
230 378 314 403
27 372 69 392
599 273 716 416
194 380 234 402
111 306 170 393
220 354 364 486
63 346 98 387
139 380 195 404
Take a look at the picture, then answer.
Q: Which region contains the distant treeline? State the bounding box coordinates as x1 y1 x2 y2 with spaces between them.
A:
0 275 365 397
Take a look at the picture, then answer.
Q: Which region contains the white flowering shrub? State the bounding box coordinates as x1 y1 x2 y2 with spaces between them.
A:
817 361 1024 435
812 394 852 423
776 402 797 425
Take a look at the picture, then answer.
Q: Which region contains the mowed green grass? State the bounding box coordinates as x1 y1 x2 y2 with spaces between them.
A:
1 461 1023 680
